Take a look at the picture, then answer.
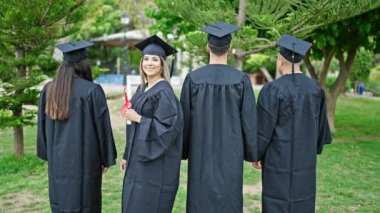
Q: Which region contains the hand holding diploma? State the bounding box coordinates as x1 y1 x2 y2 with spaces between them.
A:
120 86 141 123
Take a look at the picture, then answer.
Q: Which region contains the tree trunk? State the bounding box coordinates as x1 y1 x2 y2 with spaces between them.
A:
234 50 244 70
303 54 318 80
319 49 336 85
260 67 273 82
325 91 337 132
14 48 25 157
13 108 24 157
234 0 246 71
326 47 358 131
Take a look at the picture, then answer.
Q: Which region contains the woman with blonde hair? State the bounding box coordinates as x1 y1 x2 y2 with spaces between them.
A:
120 35 183 213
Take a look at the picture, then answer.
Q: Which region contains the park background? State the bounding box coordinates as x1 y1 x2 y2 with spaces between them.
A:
1 0 380 212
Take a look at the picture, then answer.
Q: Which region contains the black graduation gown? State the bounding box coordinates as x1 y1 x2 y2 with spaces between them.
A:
36 77 117 213
121 81 183 213
257 73 332 213
180 64 257 213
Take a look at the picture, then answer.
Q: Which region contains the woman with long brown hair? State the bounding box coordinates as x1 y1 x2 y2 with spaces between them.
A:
120 35 183 213
37 41 117 213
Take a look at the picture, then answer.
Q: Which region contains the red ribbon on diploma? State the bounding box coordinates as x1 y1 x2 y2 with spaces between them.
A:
120 86 132 117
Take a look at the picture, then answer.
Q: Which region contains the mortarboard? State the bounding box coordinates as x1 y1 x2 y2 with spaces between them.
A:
276 34 312 63
56 40 94 63
200 22 241 47
276 34 312 85
135 35 177 59
135 35 178 76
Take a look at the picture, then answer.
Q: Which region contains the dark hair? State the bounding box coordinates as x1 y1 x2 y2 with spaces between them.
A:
208 44 230 56
45 59 92 120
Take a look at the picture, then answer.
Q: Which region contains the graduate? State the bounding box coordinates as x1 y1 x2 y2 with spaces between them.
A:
254 35 332 212
36 41 117 213
180 22 258 213
120 35 184 213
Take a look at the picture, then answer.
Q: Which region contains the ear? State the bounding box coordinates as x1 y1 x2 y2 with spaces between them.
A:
279 56 285 66
207 44 210 52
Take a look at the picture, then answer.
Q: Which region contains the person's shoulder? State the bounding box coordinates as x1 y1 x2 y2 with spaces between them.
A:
157 81 176 96
188 64 247 85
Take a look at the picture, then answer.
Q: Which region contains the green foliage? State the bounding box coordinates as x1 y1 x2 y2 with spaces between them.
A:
310 8 380 60
92 66 110 79
367 80 380 96
71 0 125 70
154 0 380 53
368 65 380 95
145 6 197 41
0 1 86 136
370 65 380 81
324 77 351 91
244 54 276 76
350 49 373 84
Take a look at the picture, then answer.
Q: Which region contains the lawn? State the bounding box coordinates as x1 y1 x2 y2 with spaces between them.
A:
0 95 379 212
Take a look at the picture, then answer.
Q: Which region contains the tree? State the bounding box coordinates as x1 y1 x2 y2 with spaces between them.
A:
0 0 87 157
350 49 373 87
151 0 380 131
304 8 380 131
154 0 379 55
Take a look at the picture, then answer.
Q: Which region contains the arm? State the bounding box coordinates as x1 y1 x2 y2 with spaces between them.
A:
180 75 191 160
241 75 258 162
91 85 117 167
256 84 279 161
136 90 181 162
317 89 332 154
36 86 48 161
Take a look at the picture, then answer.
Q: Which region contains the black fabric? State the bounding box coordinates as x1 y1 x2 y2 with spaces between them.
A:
200 22 241 47
56 41 93 63
257 73 332 212
37 77 117 213
207 34 231 47
121 81 183 213
276 34 312 63
135 35 177 59
279 47 303 63
180 64 257 213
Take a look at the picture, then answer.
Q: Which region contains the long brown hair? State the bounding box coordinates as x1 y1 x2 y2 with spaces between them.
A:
45 59 93 120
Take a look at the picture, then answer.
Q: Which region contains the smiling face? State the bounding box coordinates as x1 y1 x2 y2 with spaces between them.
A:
142 54 162 79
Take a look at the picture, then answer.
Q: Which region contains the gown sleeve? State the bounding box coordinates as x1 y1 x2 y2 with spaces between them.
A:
241 75 258 162
123 85 141 160
137 89 181 162
90 85 117 167
317 89 332 154
180 75 191 160
257 84 280 161
36 85 48 161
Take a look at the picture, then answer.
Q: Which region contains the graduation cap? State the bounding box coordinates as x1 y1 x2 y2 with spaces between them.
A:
135 35 178 76
276 34 312 85
56 41 94 63
276 34 312 63
200 22 241 47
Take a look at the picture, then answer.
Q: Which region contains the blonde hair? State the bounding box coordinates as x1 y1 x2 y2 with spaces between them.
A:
139 56 170 90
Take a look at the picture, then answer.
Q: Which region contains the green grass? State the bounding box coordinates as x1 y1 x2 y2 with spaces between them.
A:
334 96 380 140
317 142 380 212
0 95 379 212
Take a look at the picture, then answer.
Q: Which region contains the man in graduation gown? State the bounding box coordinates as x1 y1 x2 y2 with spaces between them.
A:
180 22 258 213
254 35 332 212
37 41 117 213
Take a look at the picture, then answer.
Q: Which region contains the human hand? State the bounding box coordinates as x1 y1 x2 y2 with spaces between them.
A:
102 165 109 173
120 159 128 171
252 161 262 169
123 109 142 123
